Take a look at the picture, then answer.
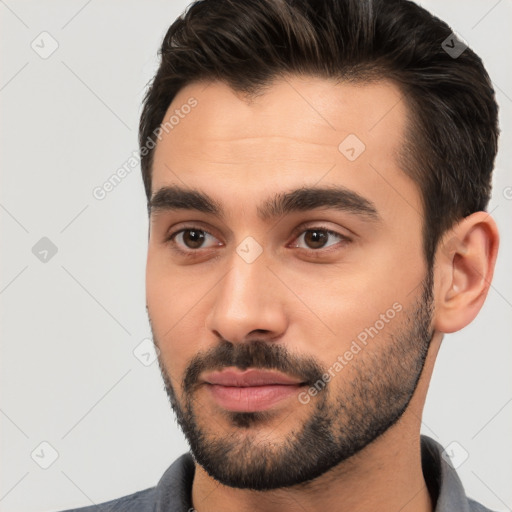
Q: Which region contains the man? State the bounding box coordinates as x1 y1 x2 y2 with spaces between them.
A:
59 0 500 510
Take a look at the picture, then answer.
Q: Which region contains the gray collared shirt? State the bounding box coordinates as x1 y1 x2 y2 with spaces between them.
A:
56 435 496 511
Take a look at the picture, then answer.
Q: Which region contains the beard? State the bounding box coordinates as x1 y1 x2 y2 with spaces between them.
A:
150 268 434 491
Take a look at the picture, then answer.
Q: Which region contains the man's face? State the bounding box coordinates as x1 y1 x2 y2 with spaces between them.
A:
146 76 435 490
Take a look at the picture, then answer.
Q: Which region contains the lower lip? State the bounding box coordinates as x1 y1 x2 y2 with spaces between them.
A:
205 383 303 412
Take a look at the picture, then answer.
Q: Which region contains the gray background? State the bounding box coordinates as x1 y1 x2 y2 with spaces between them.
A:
0 1 510 511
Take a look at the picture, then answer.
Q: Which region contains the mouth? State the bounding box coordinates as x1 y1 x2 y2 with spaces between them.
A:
201 368 307 412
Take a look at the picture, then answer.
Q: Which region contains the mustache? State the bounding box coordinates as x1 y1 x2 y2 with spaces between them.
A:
183 340 324 394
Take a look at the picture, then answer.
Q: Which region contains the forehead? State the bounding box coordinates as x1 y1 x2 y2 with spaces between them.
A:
150 75 421 223
154 76 407 159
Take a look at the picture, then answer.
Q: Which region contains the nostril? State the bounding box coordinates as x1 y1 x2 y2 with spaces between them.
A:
248 329 272 337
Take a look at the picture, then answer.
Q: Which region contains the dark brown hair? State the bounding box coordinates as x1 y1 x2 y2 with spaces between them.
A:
139 0 499 266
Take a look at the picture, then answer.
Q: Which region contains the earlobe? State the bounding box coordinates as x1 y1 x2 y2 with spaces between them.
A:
433 212 499 334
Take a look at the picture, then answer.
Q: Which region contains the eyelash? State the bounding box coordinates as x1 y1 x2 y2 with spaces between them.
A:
165 225 351 258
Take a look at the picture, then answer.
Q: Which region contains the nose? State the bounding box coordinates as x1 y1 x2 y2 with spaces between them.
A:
204 250 288 344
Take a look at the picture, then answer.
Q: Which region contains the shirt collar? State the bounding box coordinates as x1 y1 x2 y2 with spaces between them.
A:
420 435 473 512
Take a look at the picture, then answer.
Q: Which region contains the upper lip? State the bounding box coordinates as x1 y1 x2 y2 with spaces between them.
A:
202 368 304 387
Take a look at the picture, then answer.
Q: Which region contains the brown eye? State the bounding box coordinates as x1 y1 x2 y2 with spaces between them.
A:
167 227 221 254
292 227 350 252
303 230 329 249
181 229 206 249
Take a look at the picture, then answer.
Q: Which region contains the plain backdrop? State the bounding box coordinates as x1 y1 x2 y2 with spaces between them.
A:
1 1 511 511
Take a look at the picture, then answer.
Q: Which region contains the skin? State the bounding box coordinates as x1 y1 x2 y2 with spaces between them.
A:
145 76 499 512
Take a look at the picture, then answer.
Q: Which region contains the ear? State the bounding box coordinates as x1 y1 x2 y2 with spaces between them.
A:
433 211 499 333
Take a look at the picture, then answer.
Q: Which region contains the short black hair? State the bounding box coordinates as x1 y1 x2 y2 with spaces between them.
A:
139 0 499 267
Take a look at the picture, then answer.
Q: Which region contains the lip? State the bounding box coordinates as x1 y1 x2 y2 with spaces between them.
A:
202 369 306 412
203 368 303 387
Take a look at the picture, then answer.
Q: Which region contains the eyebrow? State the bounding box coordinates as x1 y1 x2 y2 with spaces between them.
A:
149 184 381 223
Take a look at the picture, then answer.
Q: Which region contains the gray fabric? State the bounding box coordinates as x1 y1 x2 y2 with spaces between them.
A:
55 435 496 512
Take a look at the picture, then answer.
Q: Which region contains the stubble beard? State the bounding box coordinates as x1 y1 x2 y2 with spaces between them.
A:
151 270 434 490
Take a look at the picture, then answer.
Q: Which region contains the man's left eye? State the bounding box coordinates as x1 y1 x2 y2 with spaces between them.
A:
291 228 350 250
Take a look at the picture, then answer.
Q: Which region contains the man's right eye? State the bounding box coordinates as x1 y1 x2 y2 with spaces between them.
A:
166 227 223 254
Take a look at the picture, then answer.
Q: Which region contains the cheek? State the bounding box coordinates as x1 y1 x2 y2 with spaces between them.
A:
283 250 423 358
146 253 197 380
